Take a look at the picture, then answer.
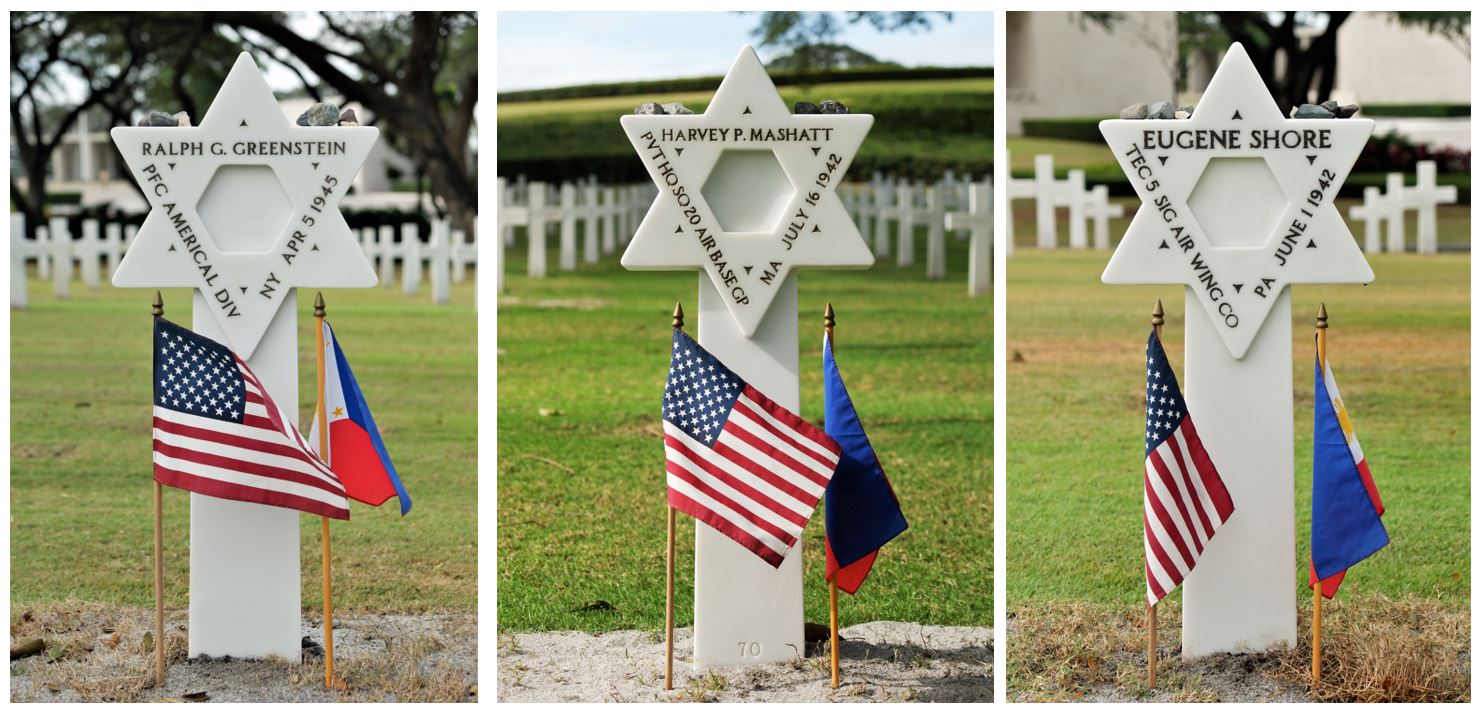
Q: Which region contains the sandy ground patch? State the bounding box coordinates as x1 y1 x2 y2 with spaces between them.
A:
497 621 991 703
10 604 476 703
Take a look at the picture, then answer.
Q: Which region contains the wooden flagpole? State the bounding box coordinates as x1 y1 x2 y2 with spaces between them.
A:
1148 298 1163 690
825 302 840 689
1313 302 1327 689
665 302 682 691
314 292 335 689
152 291 166 688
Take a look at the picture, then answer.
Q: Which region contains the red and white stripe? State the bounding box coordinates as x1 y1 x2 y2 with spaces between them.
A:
1143 419 1234 605
664 385 840 566
153 357 350 520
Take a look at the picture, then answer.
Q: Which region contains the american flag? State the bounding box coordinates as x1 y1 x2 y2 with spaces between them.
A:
1142 328 1234 606
151 317 350 520
662 328 840 566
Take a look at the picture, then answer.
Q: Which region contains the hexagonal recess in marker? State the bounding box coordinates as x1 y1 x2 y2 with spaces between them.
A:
620 45 875 337
702 149 794 233
110 52 379 358
1188 158 1284 248
1100 43 1374 359
198 165 293 253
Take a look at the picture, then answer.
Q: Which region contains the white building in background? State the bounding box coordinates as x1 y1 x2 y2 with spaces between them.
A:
1009 11 1470 147
1334 12 1470 106
37 98 415 213
1005 11 1178 134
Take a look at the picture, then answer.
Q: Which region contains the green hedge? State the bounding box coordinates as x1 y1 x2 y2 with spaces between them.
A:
1012 166 1470 204
1019 116 1107 144
498 88 993 183
1358 103 1470 118
498 65 993 103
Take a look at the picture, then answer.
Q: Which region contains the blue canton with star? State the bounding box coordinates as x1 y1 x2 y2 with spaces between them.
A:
1145 328 1189 456
664 329 745 446
154 318 247 423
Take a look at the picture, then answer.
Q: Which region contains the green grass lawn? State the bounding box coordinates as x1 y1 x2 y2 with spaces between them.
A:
9 277 478 614
497 230 991 633
1011 199 1472 251
1006 250 1469 611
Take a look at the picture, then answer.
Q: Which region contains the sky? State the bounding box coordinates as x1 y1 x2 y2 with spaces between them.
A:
496 11 993 92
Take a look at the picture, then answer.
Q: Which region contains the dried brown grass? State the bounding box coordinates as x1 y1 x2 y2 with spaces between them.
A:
1276 594 1470 703
1008 594 1468 703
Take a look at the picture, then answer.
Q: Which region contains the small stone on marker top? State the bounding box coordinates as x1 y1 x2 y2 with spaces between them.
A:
338 108 359 126
1292 103 1335 119
818 99 849 114
794 101 821 114
1119 103 1149 120
634 101 666 115
138 111 178 127
297 102 341 126
660 102 693 115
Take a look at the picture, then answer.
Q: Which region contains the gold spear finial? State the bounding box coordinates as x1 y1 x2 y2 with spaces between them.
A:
672 302 684 329
314 291 326 318
1152 299 1165 327
1316 302 1328 329
824 301 835 331
151 290 164 317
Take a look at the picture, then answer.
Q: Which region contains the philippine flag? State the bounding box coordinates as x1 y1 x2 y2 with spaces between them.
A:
1309 342 1386 598
309 321 412 515
823 332 908 594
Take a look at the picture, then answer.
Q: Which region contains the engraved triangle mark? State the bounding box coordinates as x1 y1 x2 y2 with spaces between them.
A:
1232 110 1243 120
311 162 319 170
1158 239 1170 249
240 119 247 127
1157 156 1168 165
1233 283 1244 293
311 244 320 251
675 147 685 157
167 245 177 252
1306 239 1316 248
812 225 821 233
811 147 820 156
742 106 752 114
1306 155 1316 165
743 265 753 274
674 225 684 234
239 286 248 294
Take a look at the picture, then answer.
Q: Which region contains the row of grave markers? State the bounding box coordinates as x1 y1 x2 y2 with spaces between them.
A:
1007 154 1458 255
495 172 992 297
495 177 654 293
10 213 476 308
1345 160 1460 254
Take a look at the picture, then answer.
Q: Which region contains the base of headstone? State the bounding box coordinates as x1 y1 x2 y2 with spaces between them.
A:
692 274 804 667
187 290 302 661
1179 286 1297 658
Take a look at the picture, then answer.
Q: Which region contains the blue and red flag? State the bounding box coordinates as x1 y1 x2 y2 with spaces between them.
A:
310 321 412 515
1309 339 1387 598
822 333 907 594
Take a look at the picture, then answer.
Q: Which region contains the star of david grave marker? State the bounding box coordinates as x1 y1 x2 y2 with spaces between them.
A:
621 45 873 667
111 52 379 659
1101 43 1375 657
